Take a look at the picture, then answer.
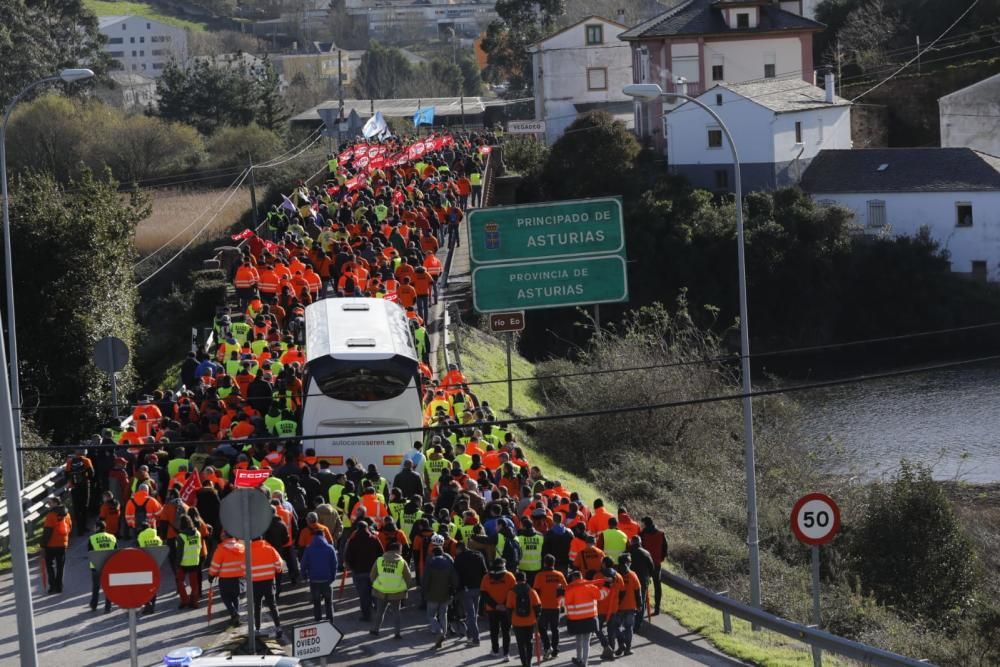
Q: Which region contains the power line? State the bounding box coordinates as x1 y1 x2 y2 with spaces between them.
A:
18 318 1000 411
135 170 251 287
851 0 982 102
18 351 1000 452
131 168 250 269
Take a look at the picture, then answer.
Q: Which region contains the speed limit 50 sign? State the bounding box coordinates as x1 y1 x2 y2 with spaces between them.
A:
790 493 841 546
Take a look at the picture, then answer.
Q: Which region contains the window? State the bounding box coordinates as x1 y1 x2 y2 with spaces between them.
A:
794 121 803 144
736 12 750 28
108 51 125 58
130 36 135 43
152 62 165 70
867 200 887 227
122 24 126 30
972 260 988 281
955 202 974 227
715 93 723 106
152 49 166 56
139 50 144 56
585 24 604 45
108 37 123 44
715 169 729 189
707 128 723 148
139 36 145 43
764 63 776 78
146 22 151 29
712 65 724 81
586 67 607 91
131 50 137 57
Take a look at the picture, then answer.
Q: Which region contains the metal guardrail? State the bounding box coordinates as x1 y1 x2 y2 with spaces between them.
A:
660 569 934 667
0 466 67 552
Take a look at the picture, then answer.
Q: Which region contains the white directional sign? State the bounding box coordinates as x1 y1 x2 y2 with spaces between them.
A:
790 493 841 546
508 120 546 134
293 621 343 659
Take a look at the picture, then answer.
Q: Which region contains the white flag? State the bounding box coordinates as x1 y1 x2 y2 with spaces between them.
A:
362 111 388 139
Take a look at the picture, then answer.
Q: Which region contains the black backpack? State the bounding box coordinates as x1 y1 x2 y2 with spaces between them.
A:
134 497 150 527
514 583 531 617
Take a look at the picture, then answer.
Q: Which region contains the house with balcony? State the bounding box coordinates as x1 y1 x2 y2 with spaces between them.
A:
801 148 1000 282
618 0 824 144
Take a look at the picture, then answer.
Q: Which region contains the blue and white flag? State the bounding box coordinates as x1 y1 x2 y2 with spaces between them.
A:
413 106 435 127
363 111 388 139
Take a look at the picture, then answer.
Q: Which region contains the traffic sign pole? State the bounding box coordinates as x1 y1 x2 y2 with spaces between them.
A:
811 546 822 667
506 333 513 413
790 492 840 667
128 608 139 667
243 491 256 654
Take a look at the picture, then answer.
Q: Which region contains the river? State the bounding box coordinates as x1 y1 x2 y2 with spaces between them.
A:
793 360 1000 482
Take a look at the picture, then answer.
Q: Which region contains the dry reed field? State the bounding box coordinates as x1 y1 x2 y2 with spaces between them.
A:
135 187 251 256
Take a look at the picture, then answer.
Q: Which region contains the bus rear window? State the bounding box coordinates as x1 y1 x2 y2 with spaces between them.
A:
315 367 411 401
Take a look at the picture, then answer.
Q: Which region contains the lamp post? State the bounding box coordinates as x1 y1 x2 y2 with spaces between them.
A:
0 68 93 667
1 68 94 478
623 80 762 615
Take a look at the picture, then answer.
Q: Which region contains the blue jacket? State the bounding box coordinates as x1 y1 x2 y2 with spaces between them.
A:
300 533 339 583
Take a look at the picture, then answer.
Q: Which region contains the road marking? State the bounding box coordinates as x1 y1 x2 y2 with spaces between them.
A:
108 572 153 586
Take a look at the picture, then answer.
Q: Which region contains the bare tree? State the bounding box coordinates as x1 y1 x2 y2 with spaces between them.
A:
838 0 900 72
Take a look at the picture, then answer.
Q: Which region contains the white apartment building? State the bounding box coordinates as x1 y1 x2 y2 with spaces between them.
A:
98 16 188 77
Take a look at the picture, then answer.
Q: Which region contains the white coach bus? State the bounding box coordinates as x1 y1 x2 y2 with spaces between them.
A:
301 297 423 470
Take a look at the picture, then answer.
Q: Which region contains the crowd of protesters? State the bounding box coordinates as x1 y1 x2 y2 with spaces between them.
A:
42 128 670 663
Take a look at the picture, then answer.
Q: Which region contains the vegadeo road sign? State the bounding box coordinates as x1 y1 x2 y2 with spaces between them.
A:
489 311 525 333
468 197 624 265
507 120 546 134
292 621 343 659
790 493 841 546
101 548 160 609
472 255 628 313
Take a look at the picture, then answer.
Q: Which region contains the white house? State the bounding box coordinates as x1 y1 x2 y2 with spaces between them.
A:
801 148 1000 282
618 0 825 146
939 74 1000 158
529 16 633 144
98 16 188 77
95 71 158 111
345 0 497 41
666 76 851 191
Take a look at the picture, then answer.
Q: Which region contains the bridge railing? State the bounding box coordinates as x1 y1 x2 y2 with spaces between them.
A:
660 569 934 667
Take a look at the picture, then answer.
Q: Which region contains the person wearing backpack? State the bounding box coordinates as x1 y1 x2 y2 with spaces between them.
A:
125 483 162 537
505 571 542 667
480 558 516 661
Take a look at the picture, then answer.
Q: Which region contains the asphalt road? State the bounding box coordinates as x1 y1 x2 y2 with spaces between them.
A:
0 536 745 667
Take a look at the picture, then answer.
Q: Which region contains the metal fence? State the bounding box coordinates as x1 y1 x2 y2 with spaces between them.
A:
660 569 934 666
0 466 67 553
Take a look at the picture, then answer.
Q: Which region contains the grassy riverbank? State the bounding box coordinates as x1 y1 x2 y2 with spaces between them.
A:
457 307 1000 667
457 320 838 666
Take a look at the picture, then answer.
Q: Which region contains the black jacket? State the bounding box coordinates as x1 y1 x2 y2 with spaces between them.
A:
392 468 424 499
454 549 488 590
628 544 656 584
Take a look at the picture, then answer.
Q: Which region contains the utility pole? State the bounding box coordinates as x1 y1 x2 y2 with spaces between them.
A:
916 35 922 74
337 48 344 148
247 153 258 228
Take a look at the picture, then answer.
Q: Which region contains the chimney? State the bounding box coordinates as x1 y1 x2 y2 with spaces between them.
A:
617 8 626 23
824 70 835 103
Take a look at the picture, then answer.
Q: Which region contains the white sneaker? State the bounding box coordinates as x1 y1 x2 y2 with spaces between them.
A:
502 655 510 663
491 649 500 657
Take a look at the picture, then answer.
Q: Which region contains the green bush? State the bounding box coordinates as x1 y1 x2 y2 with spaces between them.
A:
847 461 976 630
502 136 548 176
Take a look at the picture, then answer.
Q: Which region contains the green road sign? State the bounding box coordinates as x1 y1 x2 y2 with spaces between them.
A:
468 197 623 264
472 255 628 312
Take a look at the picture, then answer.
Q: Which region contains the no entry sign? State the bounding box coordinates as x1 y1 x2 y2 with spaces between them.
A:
101 548 160 609
790 493 841 546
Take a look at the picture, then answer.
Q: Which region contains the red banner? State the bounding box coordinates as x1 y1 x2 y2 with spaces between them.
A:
369 155 386 170
338 149 353 163
354 155 370 171
179 472 202 505
479 145 493 155
353 144 367 159
234 469 271 488
231 229 255 241
383 292 398 303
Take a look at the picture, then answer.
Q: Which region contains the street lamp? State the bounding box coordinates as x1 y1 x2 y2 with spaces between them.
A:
0 66 94 667
623 80 763 615
1 68 94 461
